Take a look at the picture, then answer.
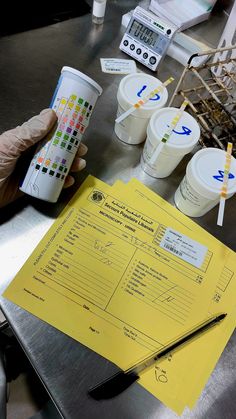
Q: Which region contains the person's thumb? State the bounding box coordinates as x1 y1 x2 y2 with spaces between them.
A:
0 108 57 159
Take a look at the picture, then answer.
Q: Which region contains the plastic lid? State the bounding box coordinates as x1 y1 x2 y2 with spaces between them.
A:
62 66 103 95
187 148 236 199
117 73 168 118
148 107 200 155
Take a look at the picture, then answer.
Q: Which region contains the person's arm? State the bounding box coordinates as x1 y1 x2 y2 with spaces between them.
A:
0 109 87 208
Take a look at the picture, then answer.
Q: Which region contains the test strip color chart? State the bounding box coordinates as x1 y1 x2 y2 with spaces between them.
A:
30 94 93 181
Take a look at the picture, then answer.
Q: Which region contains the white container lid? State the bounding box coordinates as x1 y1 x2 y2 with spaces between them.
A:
117 73 168 118
187 147 236 199
147 107 200 155
62 66 103 96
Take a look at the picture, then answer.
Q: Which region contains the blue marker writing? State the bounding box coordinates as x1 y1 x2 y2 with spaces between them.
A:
167 125 192 135
213 170 235 182
137 85 160 101
137 85 147 97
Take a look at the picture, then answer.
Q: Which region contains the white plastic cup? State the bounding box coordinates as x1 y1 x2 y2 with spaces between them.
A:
114 73 168 145
20 66 102 202
174 147 236 217
141 107 200 178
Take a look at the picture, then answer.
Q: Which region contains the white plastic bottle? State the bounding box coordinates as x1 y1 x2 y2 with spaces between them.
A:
20 67 102 203
92 0 107 24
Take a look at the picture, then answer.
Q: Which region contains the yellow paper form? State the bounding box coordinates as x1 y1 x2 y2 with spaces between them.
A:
3 175 233 415
183 250 236 410
116 178 236 412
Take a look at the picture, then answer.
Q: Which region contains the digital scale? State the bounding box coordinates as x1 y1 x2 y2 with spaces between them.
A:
119 6 177 71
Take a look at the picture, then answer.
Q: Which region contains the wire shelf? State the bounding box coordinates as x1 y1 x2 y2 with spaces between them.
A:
169 44 236 156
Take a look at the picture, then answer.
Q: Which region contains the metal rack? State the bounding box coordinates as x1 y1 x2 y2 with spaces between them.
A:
169 44 236 156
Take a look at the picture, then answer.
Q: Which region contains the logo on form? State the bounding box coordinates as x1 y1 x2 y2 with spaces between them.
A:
89 190 106 205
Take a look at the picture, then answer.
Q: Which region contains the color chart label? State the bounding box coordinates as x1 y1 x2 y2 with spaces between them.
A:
32 93 93 181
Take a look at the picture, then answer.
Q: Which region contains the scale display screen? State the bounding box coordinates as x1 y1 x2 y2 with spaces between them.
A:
119 6 176 71
128 19 169 54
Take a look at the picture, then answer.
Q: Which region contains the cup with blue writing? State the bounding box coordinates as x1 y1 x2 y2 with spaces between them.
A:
141 107 200 178
20 66 102 202
174 147 236 217
115 73 168 145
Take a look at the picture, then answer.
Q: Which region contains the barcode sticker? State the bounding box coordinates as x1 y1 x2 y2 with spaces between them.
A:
159 228 208 268
100 58 137 74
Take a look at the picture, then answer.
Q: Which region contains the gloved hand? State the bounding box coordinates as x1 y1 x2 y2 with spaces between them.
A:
0 109 88 208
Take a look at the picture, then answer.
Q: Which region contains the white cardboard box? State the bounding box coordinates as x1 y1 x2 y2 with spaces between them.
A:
149 0 217 30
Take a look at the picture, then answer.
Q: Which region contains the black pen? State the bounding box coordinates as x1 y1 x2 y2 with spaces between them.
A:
88 313 227 400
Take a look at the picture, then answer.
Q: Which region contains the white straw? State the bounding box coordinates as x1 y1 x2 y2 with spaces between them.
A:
115 107 135 124
149 142 165 165
217 142 233 227
217 197 225 227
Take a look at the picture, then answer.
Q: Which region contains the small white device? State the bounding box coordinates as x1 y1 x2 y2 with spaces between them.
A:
119 6 177 71
121 7 212 67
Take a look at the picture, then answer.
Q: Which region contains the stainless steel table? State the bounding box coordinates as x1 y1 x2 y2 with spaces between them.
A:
0 2 235 418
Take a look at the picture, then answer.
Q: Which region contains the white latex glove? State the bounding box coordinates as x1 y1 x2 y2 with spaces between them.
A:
0 109 87 208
